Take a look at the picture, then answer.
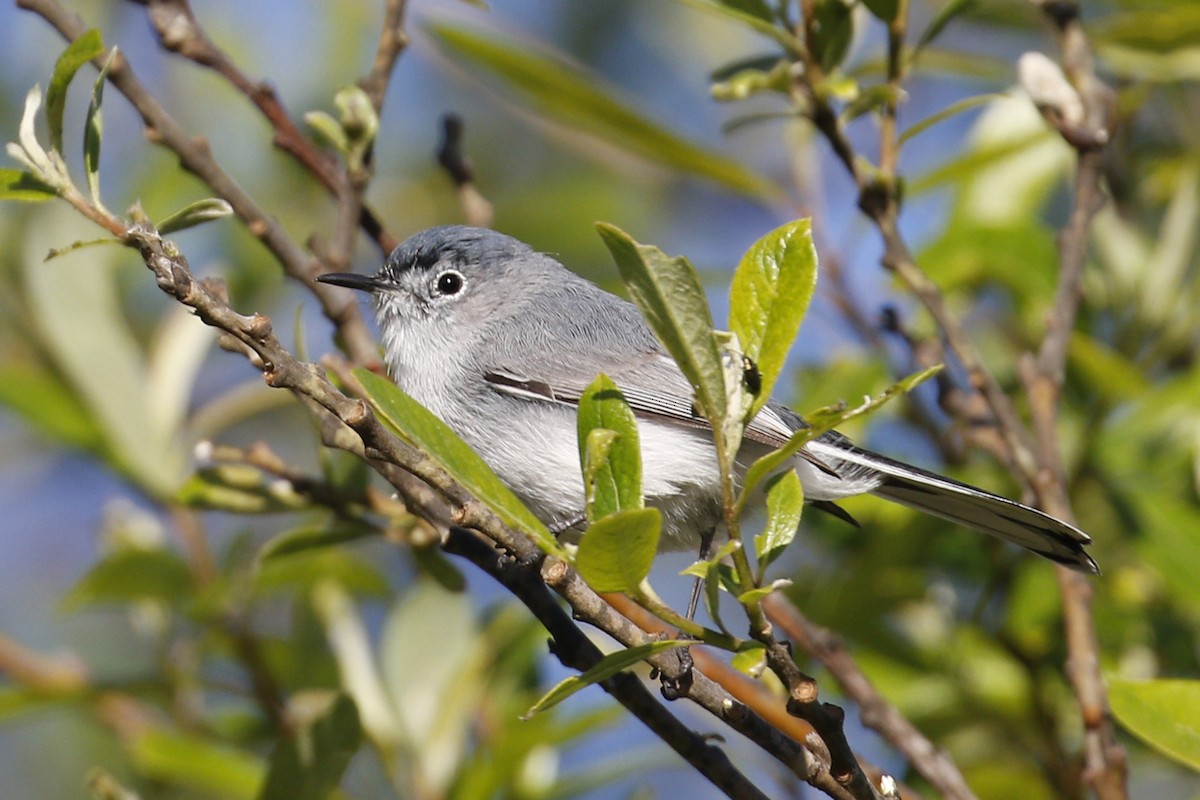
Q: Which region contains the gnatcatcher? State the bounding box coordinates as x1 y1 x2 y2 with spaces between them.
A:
319 225 1098 575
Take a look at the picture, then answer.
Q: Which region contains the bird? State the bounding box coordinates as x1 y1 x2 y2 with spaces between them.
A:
318 225 1099 577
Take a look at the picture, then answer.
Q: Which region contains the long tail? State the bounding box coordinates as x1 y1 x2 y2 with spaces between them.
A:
807 435 1099 574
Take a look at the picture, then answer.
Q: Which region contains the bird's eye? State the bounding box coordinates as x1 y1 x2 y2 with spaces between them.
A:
435 270 465 296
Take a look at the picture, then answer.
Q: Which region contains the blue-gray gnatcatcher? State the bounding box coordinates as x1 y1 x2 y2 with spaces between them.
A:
318 225 1098 575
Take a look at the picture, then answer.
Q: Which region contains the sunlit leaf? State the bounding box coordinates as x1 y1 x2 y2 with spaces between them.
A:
156 198 233 234
523 639 690 717
577 374 643 521
426 24 777 198
0 167 57 201
1110 679 1200 771
755 470 804 578
0 362 106 453
576 507 662 593
47 29 104 152
354 368 560 555
597 223 726 426
728 219 817 420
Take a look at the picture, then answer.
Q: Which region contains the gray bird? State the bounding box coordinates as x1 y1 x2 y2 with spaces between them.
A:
319 225 1098 576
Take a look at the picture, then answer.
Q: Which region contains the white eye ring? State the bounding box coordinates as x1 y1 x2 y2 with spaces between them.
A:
434 270 465 296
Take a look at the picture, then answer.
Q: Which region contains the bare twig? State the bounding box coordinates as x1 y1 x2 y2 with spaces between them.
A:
437 114 494 228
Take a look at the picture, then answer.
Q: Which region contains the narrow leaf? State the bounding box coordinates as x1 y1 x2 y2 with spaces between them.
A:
728 219 818 419
755 470 804 578
578 373 643 522
576 507 662 593
427 23 777 198
915 0 977 56
84 49 117 208
130 728 264 800
45 238 121 260
156 198 233 234
1110 679 1200 771
736 578 792 604
353 368 560 555
899 93 1003 145
670 0 802 52
597 223 726 427
0 168 57 201
47 29 104 152
524 639 690 717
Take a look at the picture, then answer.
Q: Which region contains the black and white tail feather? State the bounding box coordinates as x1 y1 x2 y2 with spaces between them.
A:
807 433 1099 574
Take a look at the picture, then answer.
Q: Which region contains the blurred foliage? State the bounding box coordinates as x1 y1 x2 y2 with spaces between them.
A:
1 0 1199 799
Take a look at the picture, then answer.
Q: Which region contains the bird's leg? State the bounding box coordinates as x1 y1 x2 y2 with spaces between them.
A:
685 528 716 621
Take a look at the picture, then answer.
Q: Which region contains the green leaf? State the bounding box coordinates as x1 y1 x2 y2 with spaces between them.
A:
426 24 777 199
129 727 264 800
523 639 690 717
1068 333 1152 402
0 362 106 453
596 223 726 427
411 545 467 593
755 470 804 578
670 0 802 52
728 219 818 420
61 548 195 611
253 549 390 598
84 49 117 208
861 0 899 22
47 29 104 152
45 238 120 260
0 168 57 201
582 428 620 521
1110 679 1200 771
735 365 940 513
258 694 362 800
736 578 791 604
915 0 977 56
576 508 662 593
353 368 560 555
899 93 1004 145
811 0 855 72
577 374 643 522
156 198 233 234
258 522 380 561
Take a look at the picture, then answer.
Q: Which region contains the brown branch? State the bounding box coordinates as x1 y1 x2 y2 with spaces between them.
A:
1023 4 1126 799
437 114 495 228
